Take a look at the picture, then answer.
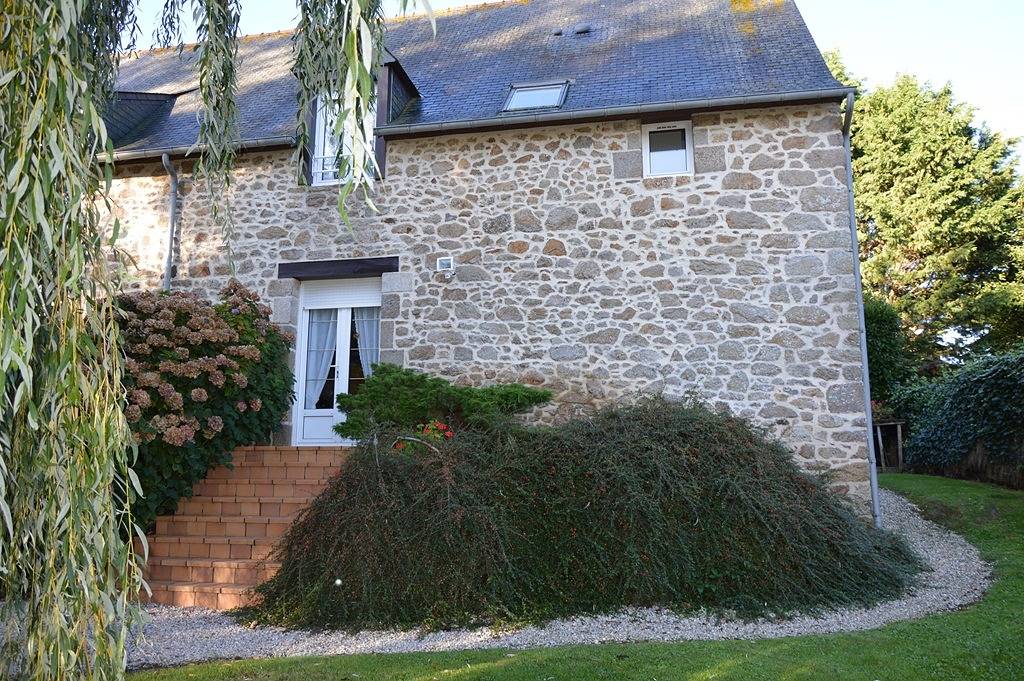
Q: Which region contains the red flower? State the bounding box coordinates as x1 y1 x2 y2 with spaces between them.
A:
445 431 454 438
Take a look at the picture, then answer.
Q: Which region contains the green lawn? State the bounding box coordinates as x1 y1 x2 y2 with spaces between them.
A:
132 474 1023 680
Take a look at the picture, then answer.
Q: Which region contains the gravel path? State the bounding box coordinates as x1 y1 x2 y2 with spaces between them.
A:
127 490 992 670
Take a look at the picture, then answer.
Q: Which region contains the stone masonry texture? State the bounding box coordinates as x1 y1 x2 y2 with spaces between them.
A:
108 103 871 508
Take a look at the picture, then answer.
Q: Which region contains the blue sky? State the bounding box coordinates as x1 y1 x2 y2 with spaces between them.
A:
131 0 1023 161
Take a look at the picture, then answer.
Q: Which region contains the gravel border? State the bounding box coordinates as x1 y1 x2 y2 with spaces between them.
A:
127 490 992 670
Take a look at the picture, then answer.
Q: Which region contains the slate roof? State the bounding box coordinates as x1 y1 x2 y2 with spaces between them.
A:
110 0 845 158
112 34 297 156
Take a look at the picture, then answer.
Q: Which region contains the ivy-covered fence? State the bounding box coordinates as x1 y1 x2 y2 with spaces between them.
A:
892 345 1024 487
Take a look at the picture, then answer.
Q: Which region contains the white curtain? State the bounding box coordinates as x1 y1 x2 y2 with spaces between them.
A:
304 308 338 408
353 306 380 377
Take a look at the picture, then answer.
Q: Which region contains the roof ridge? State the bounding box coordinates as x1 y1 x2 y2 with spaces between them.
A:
387 0 522 25
121 1 519 57
122 28 296 59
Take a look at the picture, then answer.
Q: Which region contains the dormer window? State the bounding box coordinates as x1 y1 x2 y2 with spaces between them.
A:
503 81 569 112
311 99 342 185
310 96 375 186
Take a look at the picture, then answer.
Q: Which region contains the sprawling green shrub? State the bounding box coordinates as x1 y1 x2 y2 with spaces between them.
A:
892 345 1024 469
864 294 914 404
253 398 920 629
119 281 293 528
334 363 551 439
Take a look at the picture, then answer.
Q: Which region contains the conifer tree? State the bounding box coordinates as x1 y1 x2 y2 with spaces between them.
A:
826 52 1024 356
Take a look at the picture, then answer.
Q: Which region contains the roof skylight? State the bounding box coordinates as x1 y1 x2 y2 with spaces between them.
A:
503 82 568 112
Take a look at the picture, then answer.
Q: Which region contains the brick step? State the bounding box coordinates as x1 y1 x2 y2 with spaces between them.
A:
176 495 313 517
148 535 278 561
191 479 331 498
144 580 255 610
155 515 293 539
204 463 338 481
142 446 341 611
144 557 279 585
231 447 351 467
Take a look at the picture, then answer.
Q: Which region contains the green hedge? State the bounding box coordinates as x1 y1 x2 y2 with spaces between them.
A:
119 282 293 528
252 397 920 629
892 345 1024 469
334 364 551 439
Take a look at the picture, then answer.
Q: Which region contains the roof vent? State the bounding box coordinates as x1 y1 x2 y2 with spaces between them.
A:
572 23 592 35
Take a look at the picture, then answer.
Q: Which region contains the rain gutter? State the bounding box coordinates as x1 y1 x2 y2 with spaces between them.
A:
377 87 856 138
842 91 883 529
115 135 295 162
160 153 178 291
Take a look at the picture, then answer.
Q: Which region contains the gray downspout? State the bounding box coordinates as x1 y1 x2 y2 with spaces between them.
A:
160 153 178 291
842 92 882 528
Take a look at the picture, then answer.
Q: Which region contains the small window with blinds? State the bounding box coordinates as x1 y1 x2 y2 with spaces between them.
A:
641 121 695 178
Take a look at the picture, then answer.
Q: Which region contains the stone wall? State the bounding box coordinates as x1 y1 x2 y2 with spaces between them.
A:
108 103 871 507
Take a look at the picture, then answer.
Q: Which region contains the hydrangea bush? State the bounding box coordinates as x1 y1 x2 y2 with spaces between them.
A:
119 281 293 528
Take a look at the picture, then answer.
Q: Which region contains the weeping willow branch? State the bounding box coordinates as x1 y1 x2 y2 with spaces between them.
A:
293 0 430 223
192 0 241 269
0 1 142 678
154 0 188 51
156 0 428 237
1 1 431 676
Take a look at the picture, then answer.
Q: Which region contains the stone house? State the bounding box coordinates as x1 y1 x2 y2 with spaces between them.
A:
108 0 876 511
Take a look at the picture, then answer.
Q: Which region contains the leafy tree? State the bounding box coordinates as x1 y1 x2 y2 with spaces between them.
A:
863 294 914 403
2 4 141 678
1 1 418 676
826 54 1024 357
823 49 862 92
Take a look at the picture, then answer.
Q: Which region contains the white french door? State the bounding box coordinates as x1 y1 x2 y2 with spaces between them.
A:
292 278 382 445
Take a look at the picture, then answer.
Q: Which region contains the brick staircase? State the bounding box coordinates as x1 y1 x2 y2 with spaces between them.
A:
141 446 349 610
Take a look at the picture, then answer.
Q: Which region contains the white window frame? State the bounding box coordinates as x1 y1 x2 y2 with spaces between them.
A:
291 277 383 445
311 97 341 186
502 81 569 112
641 120 695 178
310 96 376 187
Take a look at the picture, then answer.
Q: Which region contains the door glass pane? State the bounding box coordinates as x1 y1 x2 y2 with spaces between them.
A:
648 128 687 175
304 309 339 409
348 307 381 395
